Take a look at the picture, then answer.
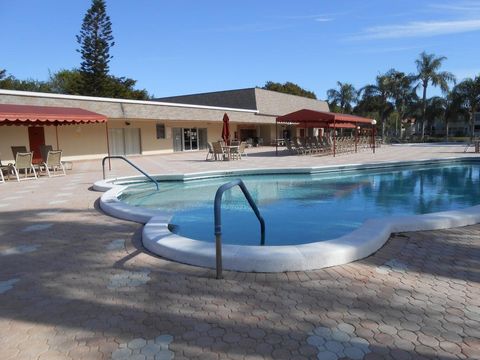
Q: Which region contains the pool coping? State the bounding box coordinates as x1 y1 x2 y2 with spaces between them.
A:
94 156 480 272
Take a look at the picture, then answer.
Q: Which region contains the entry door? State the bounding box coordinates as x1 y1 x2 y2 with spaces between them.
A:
172 128 183 152
124 128 141 155
198 128 207 150
108 128 141 156
108 128 125 156
28 126 45 162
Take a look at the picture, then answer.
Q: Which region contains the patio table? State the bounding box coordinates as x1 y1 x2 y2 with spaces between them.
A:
222 145 240 160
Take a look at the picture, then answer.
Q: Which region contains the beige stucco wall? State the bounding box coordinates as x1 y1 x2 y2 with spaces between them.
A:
0 126 28 163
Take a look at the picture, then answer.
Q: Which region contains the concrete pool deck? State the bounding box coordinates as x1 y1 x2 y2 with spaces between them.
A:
0 144 479 359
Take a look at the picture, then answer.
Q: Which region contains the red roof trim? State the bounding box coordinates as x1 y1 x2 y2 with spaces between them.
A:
0 104 107 125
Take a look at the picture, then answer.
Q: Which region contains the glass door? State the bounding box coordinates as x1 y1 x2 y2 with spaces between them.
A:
182 128 198 151
173 128 183 152
198 128 207 150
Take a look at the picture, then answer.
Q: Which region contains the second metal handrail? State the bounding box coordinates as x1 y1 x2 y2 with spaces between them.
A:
102 156 159 191
214 179 265 279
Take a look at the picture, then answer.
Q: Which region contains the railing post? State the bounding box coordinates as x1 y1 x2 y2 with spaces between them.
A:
101 156 159 190
214 179 265 279
215 234 223 279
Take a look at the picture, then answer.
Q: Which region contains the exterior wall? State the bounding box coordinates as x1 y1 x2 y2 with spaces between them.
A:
0 123 107 162
57 123 108 161
0 126 28 163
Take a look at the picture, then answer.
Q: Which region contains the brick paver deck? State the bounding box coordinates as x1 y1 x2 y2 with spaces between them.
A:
0 144 479 359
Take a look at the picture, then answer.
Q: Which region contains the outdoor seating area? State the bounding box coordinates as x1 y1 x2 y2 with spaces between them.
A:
284 135 374 156
1 145 66 182
206 141 247 161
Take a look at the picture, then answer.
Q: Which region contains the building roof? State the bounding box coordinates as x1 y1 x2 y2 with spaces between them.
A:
155 88 330 116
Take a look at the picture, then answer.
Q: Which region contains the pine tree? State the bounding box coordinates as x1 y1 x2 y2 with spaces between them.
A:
76 0 114 96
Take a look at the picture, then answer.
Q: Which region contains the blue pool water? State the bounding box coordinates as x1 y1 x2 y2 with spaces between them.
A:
119 161 480 245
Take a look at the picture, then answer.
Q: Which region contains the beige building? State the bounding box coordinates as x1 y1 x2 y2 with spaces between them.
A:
0 88 328 162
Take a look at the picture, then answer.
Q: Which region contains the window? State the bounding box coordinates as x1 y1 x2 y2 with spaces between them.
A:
156 123 166 139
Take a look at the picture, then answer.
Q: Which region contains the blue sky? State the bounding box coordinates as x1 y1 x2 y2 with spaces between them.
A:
1 0 480 99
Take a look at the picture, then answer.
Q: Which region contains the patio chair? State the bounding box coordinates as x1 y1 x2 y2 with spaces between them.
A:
40 144 53 163
42 150 66 177
11 146 28 159
10 152 37 181
238 141 247 158
0 159 9 183
212 141 226 161
205 142 215 161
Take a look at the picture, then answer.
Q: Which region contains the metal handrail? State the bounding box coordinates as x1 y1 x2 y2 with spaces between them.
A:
214 179 265 279
102 156 159 191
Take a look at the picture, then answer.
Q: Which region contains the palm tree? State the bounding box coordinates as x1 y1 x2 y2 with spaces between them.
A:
326 82 357 113
414 52 455 140
387 70 415 137
425 96 447 136
358 73 393 138
452 76 480 139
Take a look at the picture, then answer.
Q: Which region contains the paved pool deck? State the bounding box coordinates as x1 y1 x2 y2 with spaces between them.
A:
0 144 479 359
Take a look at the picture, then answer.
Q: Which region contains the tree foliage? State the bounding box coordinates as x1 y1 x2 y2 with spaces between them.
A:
0 69 52 92
326 81 357 113
262 81 316 99
76 0 115 96
451 76 480 137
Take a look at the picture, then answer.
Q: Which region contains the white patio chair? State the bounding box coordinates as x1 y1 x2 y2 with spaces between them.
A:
42 150 66 177
11 152 37 181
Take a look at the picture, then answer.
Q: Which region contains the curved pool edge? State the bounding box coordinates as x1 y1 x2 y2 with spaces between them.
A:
95 156 480 272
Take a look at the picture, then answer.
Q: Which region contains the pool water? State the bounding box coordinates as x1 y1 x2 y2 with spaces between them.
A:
119 162 480 245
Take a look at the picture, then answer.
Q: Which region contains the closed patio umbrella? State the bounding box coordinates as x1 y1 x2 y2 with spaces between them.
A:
221 113 230 145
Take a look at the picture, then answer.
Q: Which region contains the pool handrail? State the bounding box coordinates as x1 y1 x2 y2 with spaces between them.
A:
214 179 265 279
102 156 159 191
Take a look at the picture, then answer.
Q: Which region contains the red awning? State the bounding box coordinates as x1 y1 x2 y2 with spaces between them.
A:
0 104 107 126
276 109 373 125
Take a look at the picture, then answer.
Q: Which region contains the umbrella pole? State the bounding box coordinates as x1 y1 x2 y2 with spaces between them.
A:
333 119 336 157
105 122 111 170
355 122 358 153
275 119 278 156
55 125 59 150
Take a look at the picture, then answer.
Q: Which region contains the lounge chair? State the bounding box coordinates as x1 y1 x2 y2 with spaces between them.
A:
284 139 298 155
205 142 215 161
10 152 37 181
40 144 53 163
293 137 310 155
11 146 28 159
42 150 66 177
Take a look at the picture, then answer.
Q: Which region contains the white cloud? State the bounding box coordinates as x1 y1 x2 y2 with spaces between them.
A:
351 19 480 40
315 17 333 22
428 1 480 13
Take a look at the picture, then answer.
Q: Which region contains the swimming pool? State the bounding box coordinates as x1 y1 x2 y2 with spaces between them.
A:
96 158 480 272
119 162 480 246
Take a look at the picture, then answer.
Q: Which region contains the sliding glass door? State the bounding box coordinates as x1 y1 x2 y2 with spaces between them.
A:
173 127 207 151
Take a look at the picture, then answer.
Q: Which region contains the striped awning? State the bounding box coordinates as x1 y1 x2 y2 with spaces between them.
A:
0 104 107 125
